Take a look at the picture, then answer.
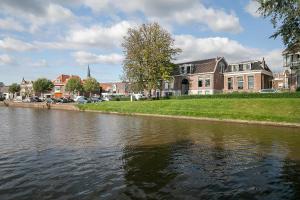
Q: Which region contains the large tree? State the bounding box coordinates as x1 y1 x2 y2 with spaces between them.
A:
122 22 181 96
33 78 54 95
256 0 300 47
9 83 20 97
65 77 83 96
83 77 100 97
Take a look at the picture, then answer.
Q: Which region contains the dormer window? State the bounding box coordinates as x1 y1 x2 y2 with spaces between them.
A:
181 66 185 74
187 66 191 73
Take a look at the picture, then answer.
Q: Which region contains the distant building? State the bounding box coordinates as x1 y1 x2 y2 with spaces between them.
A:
223 59 273 93
272 71 289 90
20 78 34 97
282 44 300 91
100 82 130 96
52 74 81 98
163 57 227 96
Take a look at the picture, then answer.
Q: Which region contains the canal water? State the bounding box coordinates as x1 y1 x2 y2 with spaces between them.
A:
0 107 300 200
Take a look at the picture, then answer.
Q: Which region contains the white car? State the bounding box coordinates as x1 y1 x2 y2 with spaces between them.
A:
134 94 146 100
74 96 88 104
13 96 23 102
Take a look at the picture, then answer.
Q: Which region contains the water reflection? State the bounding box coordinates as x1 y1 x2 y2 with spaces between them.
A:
0 107 300 199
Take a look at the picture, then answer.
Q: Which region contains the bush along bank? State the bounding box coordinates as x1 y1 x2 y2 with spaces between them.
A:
163 92 300 100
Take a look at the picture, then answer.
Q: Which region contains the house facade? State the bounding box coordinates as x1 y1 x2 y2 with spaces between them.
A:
52 74 81 98
100 82 130 96
272 71 290 90
20 78 34 97
162 57 227 96
282 44 300 91
223 59 273 93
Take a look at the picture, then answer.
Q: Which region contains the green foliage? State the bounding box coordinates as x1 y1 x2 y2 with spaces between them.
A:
257 0 300 47
122 22 181 94
296 87 300 92
8 83 20 93
33 78 54 93
166 92 300 99
83 78 99 96
65 77 82 93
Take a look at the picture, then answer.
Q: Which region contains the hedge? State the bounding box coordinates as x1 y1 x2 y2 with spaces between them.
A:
164 92 300 99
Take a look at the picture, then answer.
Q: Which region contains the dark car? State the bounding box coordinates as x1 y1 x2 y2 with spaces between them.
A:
33 97 42 102
46 98 58 104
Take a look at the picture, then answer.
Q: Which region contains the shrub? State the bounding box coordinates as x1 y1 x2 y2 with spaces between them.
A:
296 87 300 92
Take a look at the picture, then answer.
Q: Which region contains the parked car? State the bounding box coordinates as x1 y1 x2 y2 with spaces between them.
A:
23 97 34 103
89 97 102 103
133 93 146 100
13 96 23 102
45 98 57 104
74 96 88 104
101 96 110 101
259 89 280 93
32 97 42 102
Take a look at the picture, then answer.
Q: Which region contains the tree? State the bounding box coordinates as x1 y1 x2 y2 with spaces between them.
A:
83 77 100 97
122 22 181 96
65 77 83 96
33 78 54 96
9 83 20 97
256 0 300 47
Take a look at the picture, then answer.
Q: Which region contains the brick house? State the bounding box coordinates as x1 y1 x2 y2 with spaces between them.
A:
162 57 227 95
223 59 273 93
52 74 81 98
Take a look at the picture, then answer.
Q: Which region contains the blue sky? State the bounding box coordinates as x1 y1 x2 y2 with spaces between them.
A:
0 0 284 85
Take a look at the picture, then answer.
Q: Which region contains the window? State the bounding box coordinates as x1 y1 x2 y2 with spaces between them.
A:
198 79 203 87
164 82 169 90
54 86 61 92
238 77 243 89
187 66 191 73
233 65 238 72
181 67 185 74
228 78 233 89
219 63 225 73
239 64 243 71
205 78 210 87
244 63 251 70
248 76 254 89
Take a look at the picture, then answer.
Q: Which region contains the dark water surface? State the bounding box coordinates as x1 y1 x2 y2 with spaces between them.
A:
1 107 300 200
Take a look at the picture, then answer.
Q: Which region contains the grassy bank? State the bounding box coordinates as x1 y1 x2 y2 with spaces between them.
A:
77 98 300 124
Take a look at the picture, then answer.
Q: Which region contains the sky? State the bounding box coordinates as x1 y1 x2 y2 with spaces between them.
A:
0 0 285 85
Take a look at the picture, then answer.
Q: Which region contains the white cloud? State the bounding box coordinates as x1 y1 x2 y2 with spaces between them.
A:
76 0 243 33
0 54 14 65
31 59 48 67
245 0 260 18
0 37 36 51
73 51 123 65
174 34 282 71
65 21 132 49
0 1 75 33
0 18 25 32
263 49 283 72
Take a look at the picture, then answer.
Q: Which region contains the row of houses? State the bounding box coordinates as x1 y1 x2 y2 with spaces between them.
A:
1 46 299 98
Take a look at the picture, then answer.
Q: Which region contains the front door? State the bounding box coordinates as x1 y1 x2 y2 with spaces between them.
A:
181 79 189 95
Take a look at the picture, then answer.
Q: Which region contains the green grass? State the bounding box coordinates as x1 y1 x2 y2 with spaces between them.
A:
77 98 300 123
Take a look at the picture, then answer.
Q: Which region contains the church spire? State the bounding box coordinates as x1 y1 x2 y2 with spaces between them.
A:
87 64 91 78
